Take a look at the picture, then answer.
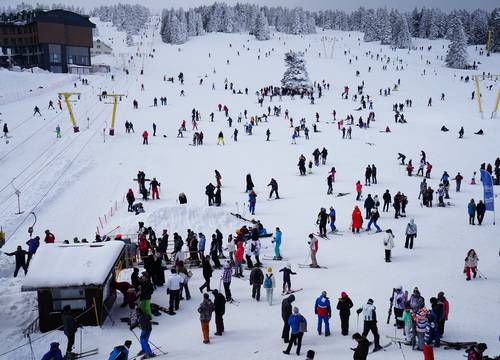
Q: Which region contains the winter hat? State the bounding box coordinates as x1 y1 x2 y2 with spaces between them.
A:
293 307 299 314
321 290 327 297
341 291 348 298
477 343 488 352
267 267 273 273
124 340 132 348
367 298 374 305
50 342 60 348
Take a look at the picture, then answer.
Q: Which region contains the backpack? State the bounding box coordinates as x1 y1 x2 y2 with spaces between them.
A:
264 274 272 288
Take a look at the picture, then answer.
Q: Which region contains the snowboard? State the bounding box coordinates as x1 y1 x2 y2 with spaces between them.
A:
281 288 303 295
298 264 328 269
441 340 477 350
336 192 350 197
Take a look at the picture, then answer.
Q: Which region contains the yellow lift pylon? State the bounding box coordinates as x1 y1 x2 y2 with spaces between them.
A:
102 94 125 135
471 74 500 119
58 92 81 133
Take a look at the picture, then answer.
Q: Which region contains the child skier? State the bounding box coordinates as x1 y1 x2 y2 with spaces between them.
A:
279 263 297 294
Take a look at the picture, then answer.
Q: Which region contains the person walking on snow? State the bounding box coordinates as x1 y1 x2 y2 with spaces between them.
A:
55 125 61 138
366 208 382 232
468 199 476 225
2 123 8 138
217 131 224 145
150 178 160 200
272 227 282 260
5 245 28 277
283 307 307 356
198 293 215 344
315 291 331 336
263 267 276 305
351 206 363 233
405 219 417 249
336 292 353 336
249 266 264 301
464 249 478 281
126 189 135 212
279 263 296 294
212 289 226 336
307 234 319 268
356 299 382 352
383 229 395 262
221 261 233 302
351 332 370 360
316 208 328 237
476 200 486 225
454 172 464 192
248 190 257 215
281 295 296 343
356 181 362 200
142 130 149 145
268 178 280 199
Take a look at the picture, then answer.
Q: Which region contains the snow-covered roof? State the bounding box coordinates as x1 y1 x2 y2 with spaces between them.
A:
22 241 124 291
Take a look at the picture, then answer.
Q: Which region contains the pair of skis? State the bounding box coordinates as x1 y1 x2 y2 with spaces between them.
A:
64 348 98 359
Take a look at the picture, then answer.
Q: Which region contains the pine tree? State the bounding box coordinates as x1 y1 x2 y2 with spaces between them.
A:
281 51 312 91
445 15 468 69
362 10 377 42
254 10 270 40
469 9 489 45
376 8 392 44
489 8 500 53
126 32 133 46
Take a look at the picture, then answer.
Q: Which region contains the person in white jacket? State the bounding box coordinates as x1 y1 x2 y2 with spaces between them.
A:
263 267 276 306
383 229 395 262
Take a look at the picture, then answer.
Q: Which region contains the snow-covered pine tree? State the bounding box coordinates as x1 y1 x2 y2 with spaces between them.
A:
376 8 392 44
254 10 270 40
445 15 468 69
490 8 500 53
362 10 377 42
126 32 133 46
281 51 312 92
469 9 489 45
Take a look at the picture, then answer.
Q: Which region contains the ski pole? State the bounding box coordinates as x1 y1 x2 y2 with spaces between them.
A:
477 269 487 279
356 313 359 332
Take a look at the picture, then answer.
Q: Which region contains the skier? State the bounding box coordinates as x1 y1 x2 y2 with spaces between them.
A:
355 181 362 200
336 291 353 336
281 295 296 343
142 130 149 145
351 206 363 233
316 207 328 237
391 286 406 328
383 229 395 262
25 235 40 265
41 342 63 360
205 183 215 206
366 207 381 232
351 333 370 360
405 219 417 249
365 166 372 186
307 234 319 268
233 128 238 141
458 126 464 138
266 128 271 141
267 178 280 199
150 178 160 200
217 131 224 145
249 266 264 301
107 340 132 360
246 174 254 192
248 190 257 215
315 291 331 336
234 241 244 277
55 125 61 138
283 307 307 356
33 106 42 116
62 305 79 357
328 207 336 232
272 227 282 260
212 289 226 336
279 263 296 294
454 172 464 191
4 245 28 277
356 299 382 352
263 267 276 305
468 199 476 225
396 304 413 345
2 123 8 137
464 249 478 281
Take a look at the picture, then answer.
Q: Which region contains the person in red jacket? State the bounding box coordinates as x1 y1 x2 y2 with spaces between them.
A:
44 230 55 243
234 241 244 277
437 291 449 336
355 181 362 200
142 130 149 145
351 206 363 233
423 343 434 360
126 189 135 212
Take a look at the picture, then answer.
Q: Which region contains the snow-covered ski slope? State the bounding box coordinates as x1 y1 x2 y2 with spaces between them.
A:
0 16 499 360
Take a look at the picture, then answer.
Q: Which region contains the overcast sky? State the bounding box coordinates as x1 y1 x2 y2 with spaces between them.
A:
2 0 497 13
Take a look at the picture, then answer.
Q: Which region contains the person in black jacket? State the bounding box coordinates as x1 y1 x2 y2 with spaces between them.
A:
476 200 486 225
382 190 391 212
199 255 213 292
62 305 79 356
249 267 264 301
336 292 354 336
205 183 215 206
316 208 328 237
351 333 369 360
214 186 222 206
246 174 255 192
268 178 280 199
212 289 226 335
363 195 375 219
5 245 28 277
281 294 295 343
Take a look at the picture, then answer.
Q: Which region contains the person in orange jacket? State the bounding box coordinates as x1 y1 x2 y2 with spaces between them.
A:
351 206 363 233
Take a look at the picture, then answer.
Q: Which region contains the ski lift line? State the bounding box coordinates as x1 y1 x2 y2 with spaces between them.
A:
4 111 111 244
0 71 131 163
0 105 109 219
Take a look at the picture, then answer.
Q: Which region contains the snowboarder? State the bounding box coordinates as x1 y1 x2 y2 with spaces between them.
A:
272 227 282 260
405 219 417 249
268 178 279 199
263 267 276 305
464 249 478 281
383 229 395 262
212 289 226 336
4 245 28 277
315 291 331 336
336 291 354 336
281 295 296 343
283 307 307 356
356 299 382 352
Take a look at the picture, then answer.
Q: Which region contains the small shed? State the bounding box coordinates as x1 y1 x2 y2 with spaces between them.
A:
22 241 125 332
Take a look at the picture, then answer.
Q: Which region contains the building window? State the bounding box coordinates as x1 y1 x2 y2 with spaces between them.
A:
51 288 86 311
48 44 61 63
67 46 90 66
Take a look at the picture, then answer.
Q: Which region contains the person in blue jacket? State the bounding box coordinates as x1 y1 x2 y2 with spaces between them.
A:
467 199 476 225
315 291 331 336
272 227 282 260
41 342 63 360
329 207 336 232
283 307 307 356
107 340 132 360
26 236 40 265
248 191 257 215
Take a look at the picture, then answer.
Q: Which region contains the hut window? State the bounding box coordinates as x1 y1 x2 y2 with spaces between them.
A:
51 288 86 311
